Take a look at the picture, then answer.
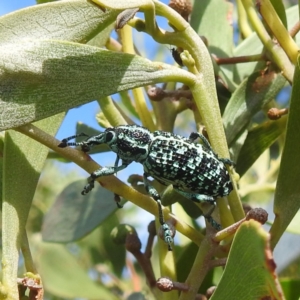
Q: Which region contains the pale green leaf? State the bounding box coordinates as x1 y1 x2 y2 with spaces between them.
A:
42 180 120 242
38 242 118 299
236 116 287 176
0 0 119 45
0 39 192 131
211 221 282 300
92 0 152 10
270 56 300 249
223 71 286 146
2 114 64 297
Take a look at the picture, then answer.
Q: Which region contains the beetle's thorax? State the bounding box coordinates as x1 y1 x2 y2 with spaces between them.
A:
107 125 153 162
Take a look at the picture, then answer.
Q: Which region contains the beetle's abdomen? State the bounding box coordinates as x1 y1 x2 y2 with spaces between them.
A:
144 134 232 198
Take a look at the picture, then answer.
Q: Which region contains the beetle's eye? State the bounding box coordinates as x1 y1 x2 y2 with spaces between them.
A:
139 148 147 154
105 131 114 142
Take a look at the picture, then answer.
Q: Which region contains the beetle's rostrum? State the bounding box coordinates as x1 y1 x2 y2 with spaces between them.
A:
59 124 234 250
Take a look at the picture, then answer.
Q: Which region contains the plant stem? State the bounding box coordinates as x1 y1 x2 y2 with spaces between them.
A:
120 25 156 131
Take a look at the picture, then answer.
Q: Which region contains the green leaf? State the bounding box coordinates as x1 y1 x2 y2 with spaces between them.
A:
42 180 120 242
280 279 300 300
234 5 299 82
270 56 300 249
0 40 191 131
211 221 282 300
269 0 287 28
284 210 300 234
190 0 236 91
38 242 118 299
78 215 126 277
236 116 287 176
0 0 119 45
190 0 233 57
2 114 64 297
223 70 286 147
92 0 153 10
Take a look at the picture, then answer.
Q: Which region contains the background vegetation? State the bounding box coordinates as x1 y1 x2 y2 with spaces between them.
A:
1 0 300 299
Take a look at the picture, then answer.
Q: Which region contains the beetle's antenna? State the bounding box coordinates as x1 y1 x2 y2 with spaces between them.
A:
58 133 89 148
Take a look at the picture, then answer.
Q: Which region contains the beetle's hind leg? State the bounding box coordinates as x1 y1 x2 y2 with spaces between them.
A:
174 189 221 230
202 204 222 231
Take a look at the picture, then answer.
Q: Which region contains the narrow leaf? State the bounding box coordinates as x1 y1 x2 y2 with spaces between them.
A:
0 40 192 131
92 0 152 10
0 0 119 45
236 116 287 176
2 114 64 297
211 221 283 300
38 242 118 299
270 56 300 249
223 71 286 146
42 180 120 242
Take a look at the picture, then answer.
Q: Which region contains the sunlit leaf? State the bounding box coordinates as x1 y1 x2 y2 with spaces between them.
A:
211 221 283 300
0 40 191 130
270 56 300 249
2 114 64 297
0 0 119 45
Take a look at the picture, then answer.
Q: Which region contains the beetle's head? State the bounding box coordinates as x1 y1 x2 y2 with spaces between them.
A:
106 125 152 162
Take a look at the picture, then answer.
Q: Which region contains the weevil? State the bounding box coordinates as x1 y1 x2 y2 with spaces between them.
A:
58 125 234 250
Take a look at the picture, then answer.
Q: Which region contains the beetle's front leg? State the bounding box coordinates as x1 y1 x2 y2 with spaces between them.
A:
143 173 173 251
82 157 130 195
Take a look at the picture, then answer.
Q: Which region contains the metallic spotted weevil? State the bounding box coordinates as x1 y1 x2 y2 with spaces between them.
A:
59 124 234 250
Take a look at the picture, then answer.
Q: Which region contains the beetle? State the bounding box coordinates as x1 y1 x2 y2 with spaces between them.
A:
171 47 183 66
59 124 234 250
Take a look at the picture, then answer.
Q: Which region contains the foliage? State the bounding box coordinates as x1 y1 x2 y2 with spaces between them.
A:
0 0 300 299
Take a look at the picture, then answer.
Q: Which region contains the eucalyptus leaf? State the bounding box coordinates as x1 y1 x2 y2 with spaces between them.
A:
0 40 192 131
270 57 300 249
223 70 286 147
190 0 236 92
38 242 118 299
0 0 119 45
2 114 64 297
92 0 152 10
42 180 121 242
233 5 299 82
236 116 287 176
269 0 287 28
211 221 282 300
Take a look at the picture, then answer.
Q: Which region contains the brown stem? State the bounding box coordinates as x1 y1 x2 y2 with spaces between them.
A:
214 54 264 65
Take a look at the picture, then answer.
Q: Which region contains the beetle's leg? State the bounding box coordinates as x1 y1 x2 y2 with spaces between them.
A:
143 173 173 251
202 204 222 231
189 132 235 166
189 132 213 151
82 157 130 195
174 189 215 203
174 189 221 231
114 156 120 168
